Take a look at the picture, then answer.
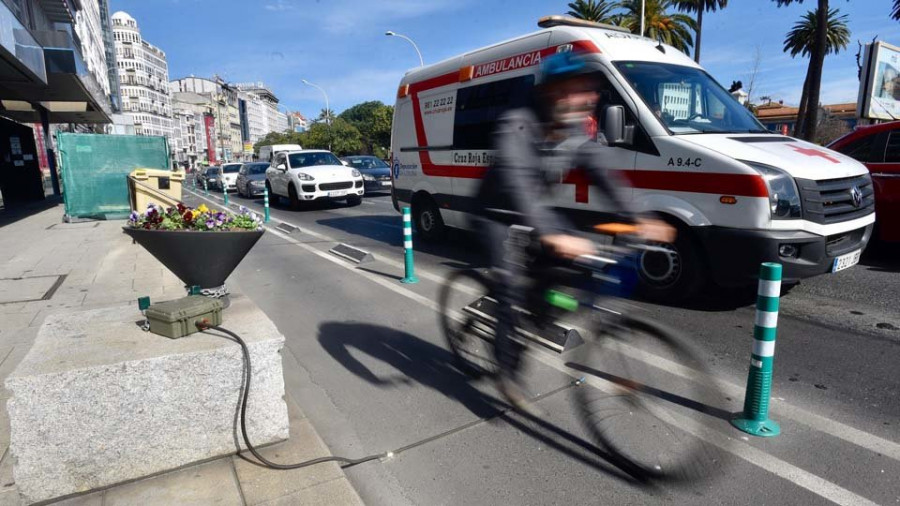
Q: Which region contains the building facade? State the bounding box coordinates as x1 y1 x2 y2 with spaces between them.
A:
111 11 171 138
170 77 243 163
288 112 308 133
235 82 288 152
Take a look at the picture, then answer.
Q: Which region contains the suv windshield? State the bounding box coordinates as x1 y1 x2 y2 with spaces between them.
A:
288 152 342 168
222 164 241 173
615 61 768 135
345 157 388 170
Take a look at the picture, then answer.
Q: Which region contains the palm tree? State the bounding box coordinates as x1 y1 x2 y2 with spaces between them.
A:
672 0 727 63
783 8 849 58
893 0 900 20
567 0 620 24
773 0 829 142
617 0 697 54
781 4 848 141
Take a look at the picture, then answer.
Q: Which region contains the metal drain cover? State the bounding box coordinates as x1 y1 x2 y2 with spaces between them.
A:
0 275 66 304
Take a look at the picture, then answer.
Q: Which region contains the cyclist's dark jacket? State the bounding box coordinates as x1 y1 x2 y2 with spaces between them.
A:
474 108 636 234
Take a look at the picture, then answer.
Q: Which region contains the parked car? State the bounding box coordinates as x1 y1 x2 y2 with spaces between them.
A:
265 150 364 209
197 166 220 189
218 163 242 192
341 155 392 193
828 121 900 242
236 162 270 197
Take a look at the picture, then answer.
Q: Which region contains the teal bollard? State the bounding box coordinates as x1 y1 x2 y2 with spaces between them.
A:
400 207 418 284
203 179 209 196
224 190 229 206
731 262 782 437
263 188 270 223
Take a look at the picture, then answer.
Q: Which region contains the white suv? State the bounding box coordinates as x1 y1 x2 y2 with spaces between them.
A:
265 150 364 209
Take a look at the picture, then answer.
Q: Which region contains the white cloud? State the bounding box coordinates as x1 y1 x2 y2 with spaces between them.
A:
265 0 295 12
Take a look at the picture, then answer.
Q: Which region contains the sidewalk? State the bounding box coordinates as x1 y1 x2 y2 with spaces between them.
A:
0 202 363 505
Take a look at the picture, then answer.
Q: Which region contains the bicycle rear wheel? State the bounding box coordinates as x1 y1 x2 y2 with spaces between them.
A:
438 270 500 379
569 314 727 483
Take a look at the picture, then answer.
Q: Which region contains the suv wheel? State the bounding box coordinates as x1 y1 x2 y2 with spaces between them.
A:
288 184 301 210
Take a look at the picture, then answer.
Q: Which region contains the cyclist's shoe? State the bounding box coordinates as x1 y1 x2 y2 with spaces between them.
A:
495 376 544 418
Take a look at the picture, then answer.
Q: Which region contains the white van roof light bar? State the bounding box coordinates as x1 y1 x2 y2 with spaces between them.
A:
538 15 631 33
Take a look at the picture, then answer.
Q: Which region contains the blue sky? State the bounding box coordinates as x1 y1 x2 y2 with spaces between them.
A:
111 0 899 117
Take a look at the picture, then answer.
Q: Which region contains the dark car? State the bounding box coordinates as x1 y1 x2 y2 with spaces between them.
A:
341 155 391 193
236 162 270 197
828 121 900 242
196 166 221 189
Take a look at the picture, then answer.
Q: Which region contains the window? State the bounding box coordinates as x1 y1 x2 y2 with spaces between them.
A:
288 152 341 167
274 153 286 167
453 75 535 150
834 134 877 163
885 131 900 163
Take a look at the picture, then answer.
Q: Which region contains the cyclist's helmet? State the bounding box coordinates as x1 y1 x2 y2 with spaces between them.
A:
538 50 593 86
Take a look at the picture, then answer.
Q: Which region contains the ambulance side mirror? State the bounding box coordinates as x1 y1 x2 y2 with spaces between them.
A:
604 105 628 145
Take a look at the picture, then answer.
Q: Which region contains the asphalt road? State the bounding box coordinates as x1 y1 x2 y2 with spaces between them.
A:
185 188 899 506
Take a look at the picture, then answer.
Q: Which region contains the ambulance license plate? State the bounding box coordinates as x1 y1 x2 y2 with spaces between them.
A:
831 250 861 273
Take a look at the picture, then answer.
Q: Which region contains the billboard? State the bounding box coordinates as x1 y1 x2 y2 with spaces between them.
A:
858 41 900 120
204 114 217 165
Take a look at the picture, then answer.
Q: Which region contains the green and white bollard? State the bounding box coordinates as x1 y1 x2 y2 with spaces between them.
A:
224 189 229 206
263 188 270 223
400 207 418 284
731 262 782 437
203 179 209 196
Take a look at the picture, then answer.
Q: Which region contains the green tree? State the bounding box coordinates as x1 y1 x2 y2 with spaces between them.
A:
672 0 727 63
253 131 303 153
338 101 393 157
298 118 362 156
617 0 697 54
773 0 841 142
781 5 849 140
566 0 620 23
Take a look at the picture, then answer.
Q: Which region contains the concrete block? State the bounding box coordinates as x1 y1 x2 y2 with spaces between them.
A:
5 293 288 504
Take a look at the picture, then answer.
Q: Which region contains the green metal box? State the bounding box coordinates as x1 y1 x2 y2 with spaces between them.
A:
144 296 224 339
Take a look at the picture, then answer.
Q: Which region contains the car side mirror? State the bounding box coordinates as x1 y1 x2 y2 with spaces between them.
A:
604 105 628 145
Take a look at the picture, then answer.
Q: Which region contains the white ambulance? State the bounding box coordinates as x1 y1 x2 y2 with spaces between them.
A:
390 16 875 299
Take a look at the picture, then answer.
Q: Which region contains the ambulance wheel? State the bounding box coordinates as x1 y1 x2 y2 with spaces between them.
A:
636 223 705 303
413 197 445 241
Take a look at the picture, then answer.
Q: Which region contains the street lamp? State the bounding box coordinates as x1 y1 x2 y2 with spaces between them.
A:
385 31 424 67
302 79 332 150
301 79 330 125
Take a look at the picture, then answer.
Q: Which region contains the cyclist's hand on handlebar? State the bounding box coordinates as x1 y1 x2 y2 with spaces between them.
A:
637 218 677 243
541 234 596 260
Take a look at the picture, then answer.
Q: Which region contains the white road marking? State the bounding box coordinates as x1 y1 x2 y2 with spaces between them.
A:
188 189 900 499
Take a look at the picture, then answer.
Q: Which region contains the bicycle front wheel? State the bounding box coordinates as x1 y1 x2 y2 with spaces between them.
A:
437 270 499 380
569 314 727 483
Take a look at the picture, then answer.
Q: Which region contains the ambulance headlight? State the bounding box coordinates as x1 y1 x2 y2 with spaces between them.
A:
743 161 802 220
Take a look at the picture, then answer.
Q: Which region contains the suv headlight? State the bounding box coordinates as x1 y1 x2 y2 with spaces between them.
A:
250 180 264 187
351 169 361 178
742 161 801 219
296 173 314 181
362 174 375 181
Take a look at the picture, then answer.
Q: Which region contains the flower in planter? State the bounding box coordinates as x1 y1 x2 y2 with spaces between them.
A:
128 202 262 231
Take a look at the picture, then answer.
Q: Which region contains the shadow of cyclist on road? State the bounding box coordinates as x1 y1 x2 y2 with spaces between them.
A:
318 321 675 487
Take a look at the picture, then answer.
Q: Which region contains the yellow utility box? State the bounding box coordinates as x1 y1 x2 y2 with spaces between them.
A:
129 168 185 211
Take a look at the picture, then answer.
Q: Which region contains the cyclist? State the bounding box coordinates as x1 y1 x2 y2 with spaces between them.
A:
473 50 674 412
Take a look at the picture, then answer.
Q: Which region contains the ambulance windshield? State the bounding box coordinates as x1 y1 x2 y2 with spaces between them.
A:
615 61 768 135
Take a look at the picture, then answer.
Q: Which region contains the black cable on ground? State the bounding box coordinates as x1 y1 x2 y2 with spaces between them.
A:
198 322 579 471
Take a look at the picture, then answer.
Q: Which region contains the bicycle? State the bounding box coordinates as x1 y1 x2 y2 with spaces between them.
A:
438 223 727 483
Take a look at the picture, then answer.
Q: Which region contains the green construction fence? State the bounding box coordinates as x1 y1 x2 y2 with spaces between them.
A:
58 133 170 219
